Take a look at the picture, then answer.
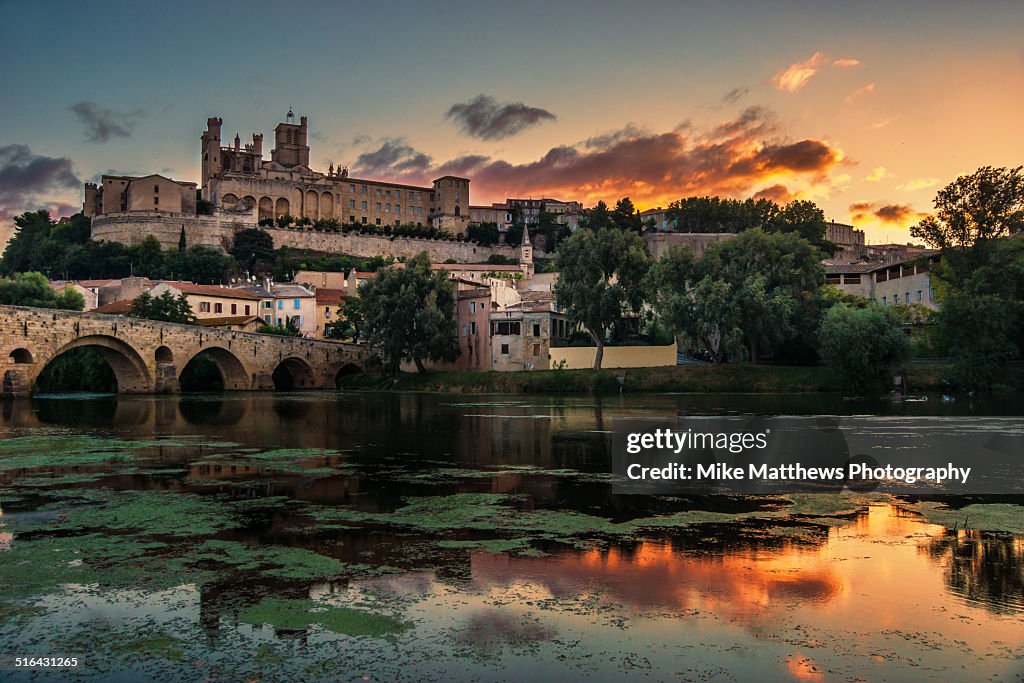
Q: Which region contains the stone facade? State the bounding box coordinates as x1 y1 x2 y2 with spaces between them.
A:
0 305 369 398
643 232 736 259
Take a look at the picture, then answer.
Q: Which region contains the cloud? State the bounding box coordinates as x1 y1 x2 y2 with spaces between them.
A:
772 52 829 93
845 83 875 103
866 166 890 182
69 101 145 142
445 94 556 140
772 52 862 93
347 106 846 208
895 177 941 192
848 201 924 225
722 87 750 105
0 144 80 222
752 184 794 203
869 118 893 130
353 138 432 176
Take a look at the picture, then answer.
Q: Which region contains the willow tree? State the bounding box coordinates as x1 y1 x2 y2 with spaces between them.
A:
553 227 649 369
359 252 458 373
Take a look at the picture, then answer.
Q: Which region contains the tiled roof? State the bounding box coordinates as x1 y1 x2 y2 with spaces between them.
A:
92 299 132 314
197 315 259 327
315 288 348 304
159 282 261 300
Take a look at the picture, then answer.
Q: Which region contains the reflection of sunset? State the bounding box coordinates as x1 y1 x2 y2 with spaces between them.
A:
472 528 845 626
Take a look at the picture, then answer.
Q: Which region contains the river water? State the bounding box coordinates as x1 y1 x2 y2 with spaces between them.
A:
0 391 1021 682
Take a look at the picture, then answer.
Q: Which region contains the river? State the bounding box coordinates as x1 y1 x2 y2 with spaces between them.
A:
0 391 1022 681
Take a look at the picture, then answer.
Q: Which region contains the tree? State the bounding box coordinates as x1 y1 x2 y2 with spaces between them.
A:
612 197 642 232
910 167 1024 389
324 297 363 341
165 246 235 284
178 226 187 251
129 291 196 324
648 229 824 363
776 200 827 244
231 228 275 271
0 272 84 310
2 210 55 275
258 318 302 337
579 200 614 231
467 223 500 246
130 235 165 277
819 304 910 392
359 252 458 373
553 227 649 369
911 166 1024 254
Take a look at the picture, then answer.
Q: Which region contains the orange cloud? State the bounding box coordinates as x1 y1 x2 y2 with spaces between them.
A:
753 184 794 203
833 58 861 68
895 177 941 192
848 201 925 225
866 166 889 182
351 107 847 208
772 52 829 93
846 83 876 103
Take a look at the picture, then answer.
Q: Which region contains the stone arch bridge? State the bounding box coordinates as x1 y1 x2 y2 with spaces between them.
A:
0 306 371 397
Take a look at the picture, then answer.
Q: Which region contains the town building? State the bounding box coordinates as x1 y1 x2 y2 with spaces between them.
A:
234 281 317 336
638 207 674 232
505 198 583 229
84 174 197 218
149 282 261 319
468 204 512 231
455 287 492 371
824 253 940 309
314 288 349 339
488 293 571 372
825 220 866 257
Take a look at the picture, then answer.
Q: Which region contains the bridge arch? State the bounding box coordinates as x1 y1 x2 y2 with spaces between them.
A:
41 335 152 393
9 348 33 364
272 357 316 390
334 363 363 387
179 346 251 391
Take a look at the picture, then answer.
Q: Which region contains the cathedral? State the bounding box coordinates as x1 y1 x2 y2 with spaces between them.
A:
86 110 471 235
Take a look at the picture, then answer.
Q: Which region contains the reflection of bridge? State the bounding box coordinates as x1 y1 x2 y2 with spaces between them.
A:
0 305 370 396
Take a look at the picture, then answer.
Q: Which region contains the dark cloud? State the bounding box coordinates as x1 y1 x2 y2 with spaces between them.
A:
68 101 145 142
352 138 432 176
848 201 923 225
0 144 80 222
722 87 750 105
753 184 794 203
345 106 844 206
445 94 556 140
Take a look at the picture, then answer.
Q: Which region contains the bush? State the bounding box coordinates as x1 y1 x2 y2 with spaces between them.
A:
819 304 910 393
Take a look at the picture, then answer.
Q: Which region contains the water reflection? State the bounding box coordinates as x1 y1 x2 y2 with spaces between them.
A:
1 391 1022 681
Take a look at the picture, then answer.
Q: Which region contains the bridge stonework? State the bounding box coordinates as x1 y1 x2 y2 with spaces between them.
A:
0 306 371 397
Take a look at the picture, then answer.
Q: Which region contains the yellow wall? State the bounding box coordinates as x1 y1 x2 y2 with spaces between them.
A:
549 342 677 369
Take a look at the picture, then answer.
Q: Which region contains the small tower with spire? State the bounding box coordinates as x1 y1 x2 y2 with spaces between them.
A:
519 223 534 278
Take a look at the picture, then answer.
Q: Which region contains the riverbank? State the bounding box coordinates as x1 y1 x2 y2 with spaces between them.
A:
338 362 957 394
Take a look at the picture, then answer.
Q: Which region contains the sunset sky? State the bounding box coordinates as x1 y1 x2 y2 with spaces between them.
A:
1 0 1022 243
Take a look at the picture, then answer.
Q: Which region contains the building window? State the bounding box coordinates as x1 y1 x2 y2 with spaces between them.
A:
153 196 159 205
264 314 271 323
494 321 521 335
376 188 381 196
395 204 400 213
350 215 355 223
501 343 509 355
263 301 272 309
214 303 222 313
349 184 355 192
244 305 250 315
361 201 367 210
462 325 467 337
277 300 283 310
293 299 300 309
361 217 367 224
470 302 476 314
362 186 368 194
470 322 477 334
231 303 237 314
533 323 540 336
905 292 910 303
199 302 210 312
385 204 390 213
325 307 332 317
154 184 159 192
349 200 355 209
376 202 382 211
375 218 382 225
